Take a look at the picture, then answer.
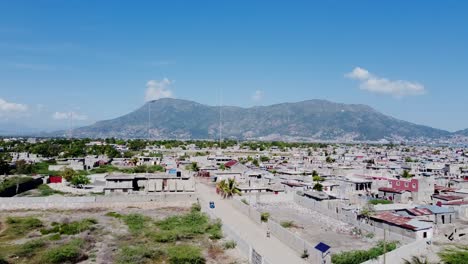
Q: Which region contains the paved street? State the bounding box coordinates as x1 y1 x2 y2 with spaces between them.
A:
196 182 308 264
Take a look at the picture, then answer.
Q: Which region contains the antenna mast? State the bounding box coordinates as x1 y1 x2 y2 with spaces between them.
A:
148 101 151 140
219 89 223 149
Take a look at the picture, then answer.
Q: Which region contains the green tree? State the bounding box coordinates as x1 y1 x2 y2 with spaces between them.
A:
252 159 259 167
62 168 76 181
313 183 323 191
14 160 33 175
402 170 413 179
216 178 241 198
326 156 335 163
0 156 10 175
313 175 325 182
70 174 90 187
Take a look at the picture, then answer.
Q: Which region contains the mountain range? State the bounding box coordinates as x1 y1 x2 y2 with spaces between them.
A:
48 98 467 142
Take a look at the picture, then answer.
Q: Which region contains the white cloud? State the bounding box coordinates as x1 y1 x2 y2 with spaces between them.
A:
345 67 426 97
53 111 88 121
251 90 264 102
145 78 174 101
0 98 28 113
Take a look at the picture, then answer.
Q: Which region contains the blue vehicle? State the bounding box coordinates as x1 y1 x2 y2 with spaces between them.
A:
209 201 215 209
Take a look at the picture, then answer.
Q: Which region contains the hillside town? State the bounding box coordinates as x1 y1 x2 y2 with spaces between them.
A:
1 137 467 263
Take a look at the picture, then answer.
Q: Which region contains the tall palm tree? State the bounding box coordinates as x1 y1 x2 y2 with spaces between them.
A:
217 178 241 198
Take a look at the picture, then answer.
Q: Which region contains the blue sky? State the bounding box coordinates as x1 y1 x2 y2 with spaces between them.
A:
0 0 467 132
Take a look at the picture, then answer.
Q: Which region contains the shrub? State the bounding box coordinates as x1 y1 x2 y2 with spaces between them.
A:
153 211 222 242
167 245 205 264
122 214 148 234
116 245 164 264
207 220 223 240
368 199 393 205
40 239 86 264
332 241 398 264
0 256 8 264
2 217 42 238
438 245 468 264
49 234 61 241
15 239 46 257
260 212 270 223
37 184 64 196
40 218 97 235
105 211 122 218
223 240 237 249
241 198 249 205
191 203 201 213
280 221 294 228
365 233 375 239
301 249 309 259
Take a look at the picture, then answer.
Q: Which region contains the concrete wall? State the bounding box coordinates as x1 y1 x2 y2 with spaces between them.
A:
0 193 197 210
293 194 415 243
234 192 294 206
361 240 429 264
267 220 331 264
200 197 274 264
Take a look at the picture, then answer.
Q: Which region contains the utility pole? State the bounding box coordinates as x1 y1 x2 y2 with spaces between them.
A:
383 228 387 264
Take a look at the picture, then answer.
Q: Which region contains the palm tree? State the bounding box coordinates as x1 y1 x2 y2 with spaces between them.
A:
217 178 241 198
403 256 431 264
402 170 412 179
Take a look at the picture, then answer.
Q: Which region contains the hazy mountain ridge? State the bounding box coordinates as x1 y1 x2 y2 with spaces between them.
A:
48 98 459 141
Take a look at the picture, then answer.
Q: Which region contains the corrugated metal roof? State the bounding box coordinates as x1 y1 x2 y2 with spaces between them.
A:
370 212 432 231
416 205 454 214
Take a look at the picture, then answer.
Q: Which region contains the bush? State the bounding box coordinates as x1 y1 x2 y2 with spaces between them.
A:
49 234 61 241
122 214 148 234
368 199 393 205
40 218 97 235
37 184 64 196
223 240 237 249
2 217 42 238
153 211 222 242
15 239 46 257
116 245 164 264
0 176 34 193
260 212 270 223
40 239 86 264
0 256 8 264
168 245 205 264
438 245 468 264
241 198 249 205
105 211 122 218
207 220 223 240
280 221 294 228
191 203 201 212
332 241 398 264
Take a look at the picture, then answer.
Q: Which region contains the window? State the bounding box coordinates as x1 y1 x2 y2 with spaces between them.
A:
423 232 427 238
405 182 409 187
412 183 416 188
396 181 400 186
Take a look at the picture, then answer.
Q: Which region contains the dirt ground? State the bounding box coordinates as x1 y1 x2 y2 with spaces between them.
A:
0 206 247 264
254 201 377 253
